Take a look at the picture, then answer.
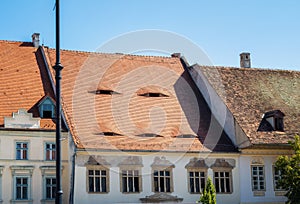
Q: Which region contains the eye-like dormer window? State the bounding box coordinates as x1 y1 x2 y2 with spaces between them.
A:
38 96 55 119
95 90 120 95
257 110 285 132
138 93 169 97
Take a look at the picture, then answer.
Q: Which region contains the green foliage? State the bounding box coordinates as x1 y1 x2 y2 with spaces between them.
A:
198 177 216 204
275 135 300 204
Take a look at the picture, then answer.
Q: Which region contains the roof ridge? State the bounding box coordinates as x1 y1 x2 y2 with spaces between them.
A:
46 46 176 60
0 39 31 44
197 64 300 73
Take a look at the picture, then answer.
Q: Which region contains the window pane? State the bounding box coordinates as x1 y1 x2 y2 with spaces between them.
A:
95 177 100 192
128 177 133 192
23 186 28 199
89 177 94 192
195 178 200 192
154 177 159 192
160 177 165 192
134 177 139 192
166 177 170 192
190 178 194 193
122 177 127 192
101 177 107 192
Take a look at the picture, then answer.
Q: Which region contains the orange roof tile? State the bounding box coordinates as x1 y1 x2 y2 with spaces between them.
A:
45 48 235 152
0 40 55 130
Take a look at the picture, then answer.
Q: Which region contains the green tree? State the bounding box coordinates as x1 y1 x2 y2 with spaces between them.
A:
198 177 217 204
275 135 300 204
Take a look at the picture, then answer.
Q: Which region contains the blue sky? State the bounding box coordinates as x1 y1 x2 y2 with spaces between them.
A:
1 0 299 70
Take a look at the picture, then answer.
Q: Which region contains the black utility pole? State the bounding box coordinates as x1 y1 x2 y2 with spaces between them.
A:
53 0 63 204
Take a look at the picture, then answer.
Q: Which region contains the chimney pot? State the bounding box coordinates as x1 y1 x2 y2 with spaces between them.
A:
171 53 181 58
32 33 40 48
240 52 251 68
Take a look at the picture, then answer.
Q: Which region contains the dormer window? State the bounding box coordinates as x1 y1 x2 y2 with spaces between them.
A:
38 96 55 119
95 90 120 95
257 110 285 132
138 93 169 97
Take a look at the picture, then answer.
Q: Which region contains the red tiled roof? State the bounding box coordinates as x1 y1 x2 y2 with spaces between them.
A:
45 48 234 152
194 65 300 145
0 40 55 129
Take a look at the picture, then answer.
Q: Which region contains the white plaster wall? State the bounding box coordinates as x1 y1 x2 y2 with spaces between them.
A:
239 156 287 204
74 152 240 204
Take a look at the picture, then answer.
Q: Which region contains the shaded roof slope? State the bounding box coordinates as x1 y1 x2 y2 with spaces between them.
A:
45 48 236 152
0 40 56 129
194 65 300 145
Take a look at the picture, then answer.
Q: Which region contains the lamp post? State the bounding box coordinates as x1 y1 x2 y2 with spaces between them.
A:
53 0 63 203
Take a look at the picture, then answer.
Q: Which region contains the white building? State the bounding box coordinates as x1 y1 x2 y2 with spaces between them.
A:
1 35 299 204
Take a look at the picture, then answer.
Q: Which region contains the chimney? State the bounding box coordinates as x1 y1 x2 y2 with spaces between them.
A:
171 53 181 58
240 52 251 68
32 33 40 48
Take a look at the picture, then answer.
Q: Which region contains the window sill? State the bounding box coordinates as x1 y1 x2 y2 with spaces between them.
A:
275 191 286 196
253 191 265 196
10 199 33 203
122 192 141 194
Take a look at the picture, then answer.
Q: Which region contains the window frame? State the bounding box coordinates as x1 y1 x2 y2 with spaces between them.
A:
187 168 207 194
16 142 29 160
44 176 56 200
152 167 174 193
213 168 233 194
119 168 142 194
86 165 110 194
45 142 56 161
14 176 30 200
251 165 265 192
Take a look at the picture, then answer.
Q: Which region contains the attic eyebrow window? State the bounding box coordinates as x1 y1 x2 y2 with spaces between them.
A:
176 134 197 138
257 110 285 132
138 93 169 97
137 133 163 137
93 90 120 95
96 132 122 136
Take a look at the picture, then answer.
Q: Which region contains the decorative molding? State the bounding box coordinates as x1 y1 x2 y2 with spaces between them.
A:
140 193 183 203
85 155 110 166
151 156 175 168
185 158 207 169
0 166 4 175
211 159 234 169
10 165 34 175
4 109 40 129
118 156 143 167
251 157 264 165
39 166 56 175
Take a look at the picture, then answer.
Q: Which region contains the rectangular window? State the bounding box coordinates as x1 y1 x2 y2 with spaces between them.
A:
45 143 56 160
273 167 283 191
45 177 56 200
121 170 140 193
16 142 28 160
153 170 171 192
214 171 232 193
189 171 206 193
252 166 265 191
88 169 108 193
15 177 28 200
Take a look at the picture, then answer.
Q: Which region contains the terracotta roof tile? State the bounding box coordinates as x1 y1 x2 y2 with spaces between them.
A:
45 48 236 152
0 40 55 129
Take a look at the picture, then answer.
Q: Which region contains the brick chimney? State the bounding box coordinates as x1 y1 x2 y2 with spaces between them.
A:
32 33 40 48
240 52 251 68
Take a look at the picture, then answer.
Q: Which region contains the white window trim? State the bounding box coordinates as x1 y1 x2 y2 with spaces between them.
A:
45 142 56 161
10 165 34 202
15 141 29 160
213 168 233 194
251 165 266 196
119 167 142 194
